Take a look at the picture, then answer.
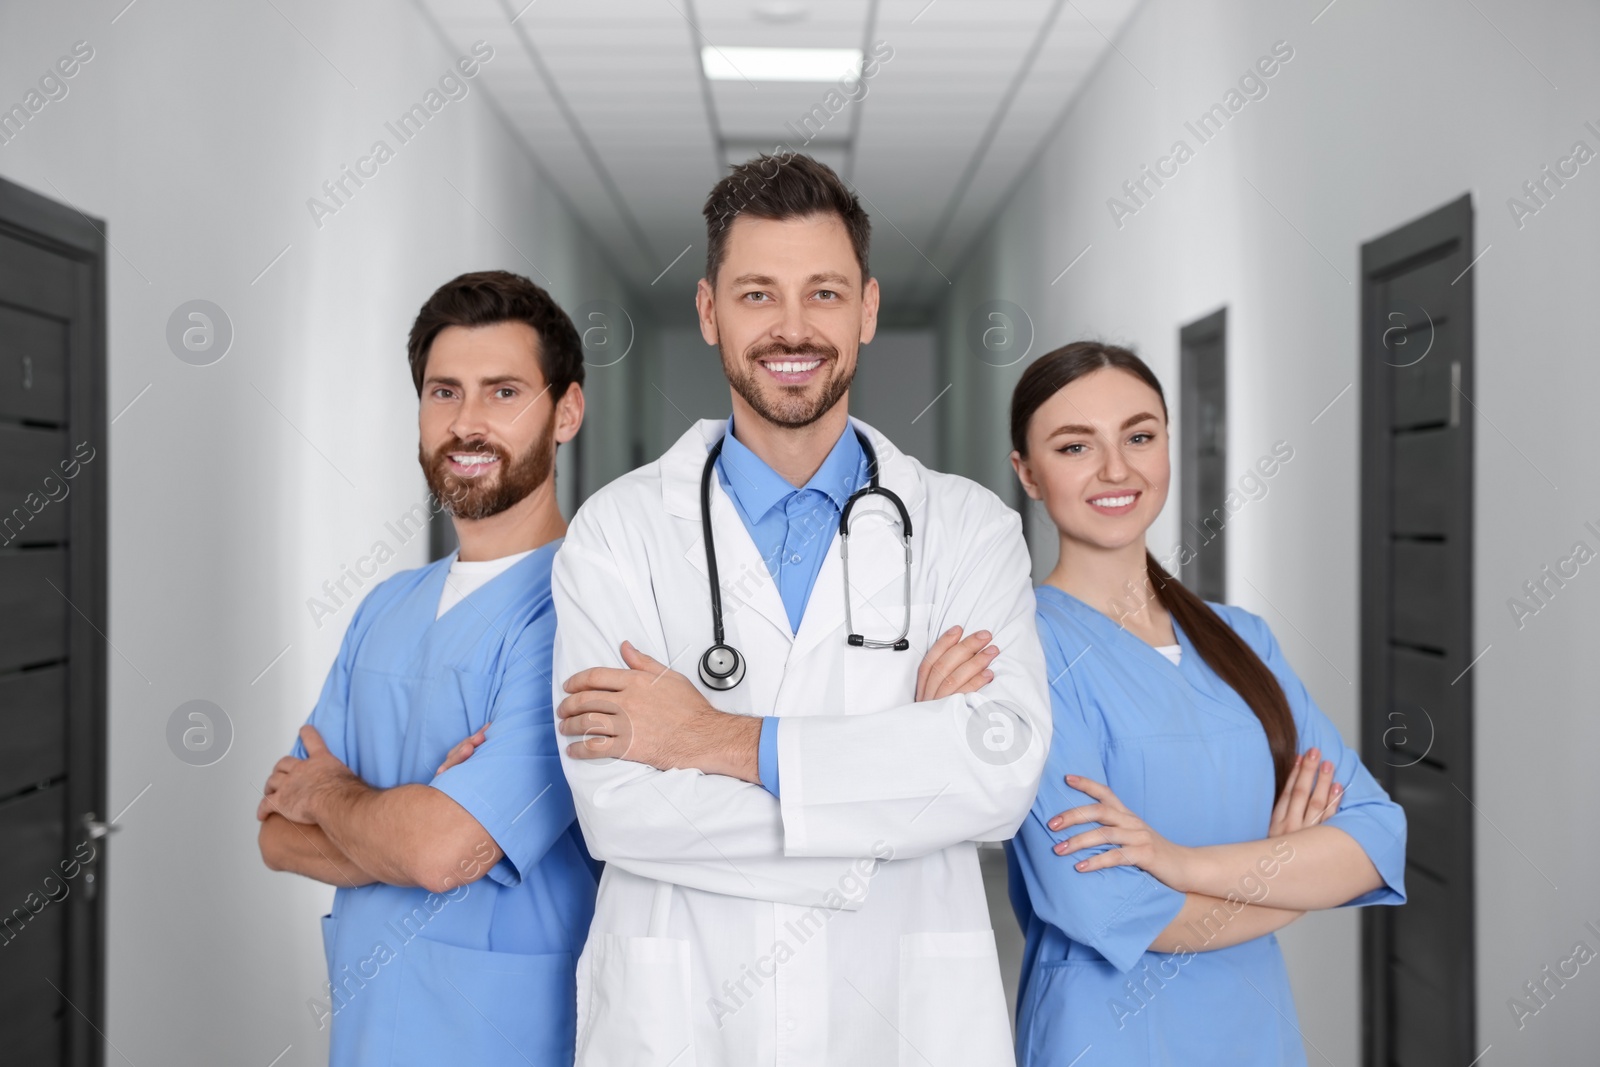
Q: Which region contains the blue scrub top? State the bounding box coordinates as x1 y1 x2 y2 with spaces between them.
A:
292 540 598 1067
1007 586 1406 1066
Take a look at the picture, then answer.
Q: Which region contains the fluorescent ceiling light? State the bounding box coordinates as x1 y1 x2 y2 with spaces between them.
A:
702 46 863 82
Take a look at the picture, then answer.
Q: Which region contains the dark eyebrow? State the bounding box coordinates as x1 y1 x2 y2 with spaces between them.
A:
423 375 532 389
1045 412 1162 438
727 271 855 290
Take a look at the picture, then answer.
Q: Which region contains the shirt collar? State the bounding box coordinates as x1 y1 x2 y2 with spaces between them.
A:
718 413 868 521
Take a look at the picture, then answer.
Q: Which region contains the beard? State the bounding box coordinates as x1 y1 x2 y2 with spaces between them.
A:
419 417 556 522
721 338 855 429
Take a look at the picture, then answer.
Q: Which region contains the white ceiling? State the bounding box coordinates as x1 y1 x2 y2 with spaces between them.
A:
417 0 1141 321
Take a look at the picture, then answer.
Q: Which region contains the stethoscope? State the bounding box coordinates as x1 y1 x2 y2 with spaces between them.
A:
698 427 914 692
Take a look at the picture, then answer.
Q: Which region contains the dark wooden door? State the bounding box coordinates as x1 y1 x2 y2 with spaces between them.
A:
0 175 108 1066
1180 307 1227 601
1359 193 1475 1067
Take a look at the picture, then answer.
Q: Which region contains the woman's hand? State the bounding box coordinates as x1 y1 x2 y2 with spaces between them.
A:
1268 747 1344 838
434 725 487 776
915 626 999 701
1048 775 1195 891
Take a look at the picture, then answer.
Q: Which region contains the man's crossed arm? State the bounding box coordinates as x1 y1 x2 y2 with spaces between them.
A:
552 626 1001 777
256 725 501 895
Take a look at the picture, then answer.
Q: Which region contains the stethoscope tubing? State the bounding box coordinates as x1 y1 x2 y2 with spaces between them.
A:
698 426 913 690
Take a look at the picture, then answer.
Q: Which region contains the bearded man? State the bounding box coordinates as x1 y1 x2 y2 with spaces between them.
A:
255 270 597 1066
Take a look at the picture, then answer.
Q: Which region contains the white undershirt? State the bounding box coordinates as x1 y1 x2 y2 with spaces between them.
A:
436 549 535 619
1155 644 1182 666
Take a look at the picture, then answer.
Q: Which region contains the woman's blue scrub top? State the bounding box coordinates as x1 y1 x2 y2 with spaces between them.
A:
292 541 598 1066
1007 587 1406 1066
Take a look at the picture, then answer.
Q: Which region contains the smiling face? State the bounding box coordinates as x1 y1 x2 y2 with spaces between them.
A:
1014 366 1171 554
696 211 879 430
417 321 563 520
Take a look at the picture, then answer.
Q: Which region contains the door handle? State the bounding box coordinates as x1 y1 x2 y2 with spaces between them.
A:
79 812 117 900
81 812 120 840
1449 361 1461 428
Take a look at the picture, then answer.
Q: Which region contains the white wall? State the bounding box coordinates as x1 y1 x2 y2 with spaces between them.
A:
938 0 1600 1063
654 323 732 454
852 328 939 463
0 2 643 1063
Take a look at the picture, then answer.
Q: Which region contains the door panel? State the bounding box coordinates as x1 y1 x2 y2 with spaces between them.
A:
0 550 70 670
0 665 68 796
1391 429 1458 535
1390 961 1454 1067
1390 541 1462 650
0 424 71 544
1384 256 1456 323
0 786 69 1062
0 303 69 424
1387 646 1461 770
0 230 76 319
1388 761 1463 880
1389 318 1459 429
1391 867 1460 978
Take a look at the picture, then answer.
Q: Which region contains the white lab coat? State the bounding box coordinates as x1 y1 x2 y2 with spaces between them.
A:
552 416 1050 1067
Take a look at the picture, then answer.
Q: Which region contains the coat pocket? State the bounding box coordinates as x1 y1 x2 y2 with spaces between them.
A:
898 930 1014 1067
576 933 696 1067
390 930 576 1066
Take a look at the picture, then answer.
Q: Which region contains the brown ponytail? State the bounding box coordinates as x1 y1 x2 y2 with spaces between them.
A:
1143 551 1297 796
1012 342 1298 797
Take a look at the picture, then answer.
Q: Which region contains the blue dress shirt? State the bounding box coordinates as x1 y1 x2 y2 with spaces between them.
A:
715 414 870 798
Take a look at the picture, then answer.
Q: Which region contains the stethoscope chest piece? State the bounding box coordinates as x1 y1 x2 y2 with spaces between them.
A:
699 642 745 691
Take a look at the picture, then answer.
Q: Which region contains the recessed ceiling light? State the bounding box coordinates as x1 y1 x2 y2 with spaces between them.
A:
752 1 808 22
702 46 863 82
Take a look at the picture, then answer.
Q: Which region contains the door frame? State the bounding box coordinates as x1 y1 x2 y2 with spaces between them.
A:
0 174 108 1067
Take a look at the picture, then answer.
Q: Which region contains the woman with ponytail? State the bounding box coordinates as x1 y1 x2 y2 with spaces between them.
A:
1004 342 1405 1065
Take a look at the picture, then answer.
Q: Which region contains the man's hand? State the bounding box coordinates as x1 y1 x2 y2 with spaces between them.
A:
435 725 488 776
916 626 999 701
257 725 362 824
558 641 760 781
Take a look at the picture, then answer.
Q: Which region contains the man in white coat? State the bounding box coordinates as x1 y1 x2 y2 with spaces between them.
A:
551 153 1050 1066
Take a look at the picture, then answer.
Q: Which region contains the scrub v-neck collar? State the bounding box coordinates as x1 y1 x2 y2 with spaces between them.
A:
420 538 561 630
1036 582 1198 685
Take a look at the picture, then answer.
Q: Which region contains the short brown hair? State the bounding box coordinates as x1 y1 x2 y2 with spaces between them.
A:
406 270 584 400
702 153 871 284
